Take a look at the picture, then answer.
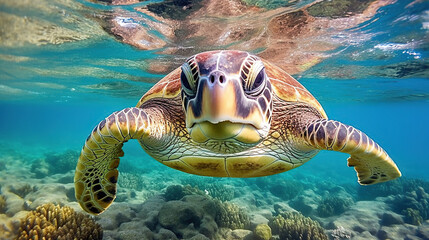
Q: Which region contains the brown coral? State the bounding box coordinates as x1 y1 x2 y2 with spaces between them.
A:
16 203 102 240
0 195 6 213
269 211 328 240
215 201 250 230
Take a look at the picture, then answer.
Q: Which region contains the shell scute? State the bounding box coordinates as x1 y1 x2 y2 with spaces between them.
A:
136 68 181 107
263 59 327 118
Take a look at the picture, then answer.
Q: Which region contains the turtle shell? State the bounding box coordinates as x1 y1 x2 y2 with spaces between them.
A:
262 59 327 118
136 67 182 107
136 56 327 119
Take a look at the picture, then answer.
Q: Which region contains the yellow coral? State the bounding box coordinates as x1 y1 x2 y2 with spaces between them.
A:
270 211 328 240
254 224 272 240
0 195 6 213
215 201 250 230
16 203 102 240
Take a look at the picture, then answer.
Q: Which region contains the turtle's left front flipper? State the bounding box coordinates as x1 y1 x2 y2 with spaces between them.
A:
302 119 401 185
74 107 156 215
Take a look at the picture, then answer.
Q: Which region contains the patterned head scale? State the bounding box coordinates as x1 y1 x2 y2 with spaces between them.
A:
180 50 273 151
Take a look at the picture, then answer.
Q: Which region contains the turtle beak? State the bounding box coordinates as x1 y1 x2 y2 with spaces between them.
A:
185 70 267 131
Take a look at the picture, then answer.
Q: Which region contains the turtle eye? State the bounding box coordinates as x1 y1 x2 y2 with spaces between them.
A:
180 60 199 96
241 58 266 95
180 70 192 92
251 68 266 92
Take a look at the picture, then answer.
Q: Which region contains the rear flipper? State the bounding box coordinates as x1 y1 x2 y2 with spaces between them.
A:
303 119 401 185
74 107 151 215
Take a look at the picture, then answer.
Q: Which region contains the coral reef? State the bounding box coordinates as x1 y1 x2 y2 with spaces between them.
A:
389 186 429 225
164 184 205 201
0 195 5 214
355 178 429 226
205 183 235 202
289 189 321 216
118 172 145 191
31 158 50 177
253 223 272 240
331 226 351 240
158 195 219 239
317 195 354 217
16 203 102 240
357 178 429 200
101 185 252 238
269 211 328 240
8 183 34 199
2 139 428 240
256 176 305 201
215 201 250 230
118 158 152 174
181 178 236 201
31 150 79 177
45 150 79 174
403 208 423 226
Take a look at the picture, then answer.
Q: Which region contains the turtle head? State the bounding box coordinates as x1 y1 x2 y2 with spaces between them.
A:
180 50 273 153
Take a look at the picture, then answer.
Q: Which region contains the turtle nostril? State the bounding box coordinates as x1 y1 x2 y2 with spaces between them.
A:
208 72 226 85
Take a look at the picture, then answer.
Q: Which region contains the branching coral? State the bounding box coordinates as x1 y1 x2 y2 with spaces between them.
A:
16 203 102 240
215 200 250 230
269 211 328 240
44 150 79 174
180 178 235 201
403 208 423 226
254 224 272 240
317 195 354 217
0 195 6 214
118 172 145 191
205 183 235 202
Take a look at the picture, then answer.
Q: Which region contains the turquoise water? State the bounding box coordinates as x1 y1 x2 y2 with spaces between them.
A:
1 0 428 239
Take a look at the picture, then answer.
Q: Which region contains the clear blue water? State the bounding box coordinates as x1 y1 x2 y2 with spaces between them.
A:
0 0 428 239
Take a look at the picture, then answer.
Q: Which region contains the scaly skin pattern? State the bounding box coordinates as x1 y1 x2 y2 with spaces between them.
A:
302 119 401 184
139 95 323 178
75 107 160 214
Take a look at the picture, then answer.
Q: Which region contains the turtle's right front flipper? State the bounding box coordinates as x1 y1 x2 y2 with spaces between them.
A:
302 119 401 185
74 107 160 215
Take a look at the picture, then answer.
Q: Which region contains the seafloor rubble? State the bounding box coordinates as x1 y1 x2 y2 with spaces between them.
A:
0 146 428 240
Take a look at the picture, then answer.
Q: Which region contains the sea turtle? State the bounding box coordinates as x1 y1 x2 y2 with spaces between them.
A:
74 50 401 215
